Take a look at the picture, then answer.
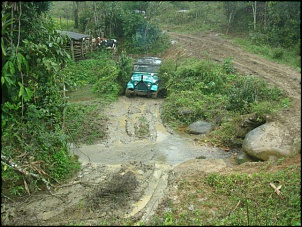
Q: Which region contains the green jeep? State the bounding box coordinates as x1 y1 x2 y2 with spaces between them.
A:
125 57 162 99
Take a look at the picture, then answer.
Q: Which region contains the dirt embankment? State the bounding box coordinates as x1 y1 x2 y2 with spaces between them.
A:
2 32 300 226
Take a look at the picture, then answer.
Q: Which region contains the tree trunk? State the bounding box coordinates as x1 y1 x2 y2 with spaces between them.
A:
73 1 79 29
251 1 257 30
226 10 233 35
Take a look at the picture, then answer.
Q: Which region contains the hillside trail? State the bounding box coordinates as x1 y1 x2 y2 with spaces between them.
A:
5 31 301 226
164 32 301 136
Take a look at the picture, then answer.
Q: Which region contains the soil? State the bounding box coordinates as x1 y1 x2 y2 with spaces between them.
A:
2 31 301 226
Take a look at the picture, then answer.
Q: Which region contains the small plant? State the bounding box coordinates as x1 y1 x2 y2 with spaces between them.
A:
162 211 175 226
279 97 291 109
11 185 25 196
271 48 284 60
223 57 235 74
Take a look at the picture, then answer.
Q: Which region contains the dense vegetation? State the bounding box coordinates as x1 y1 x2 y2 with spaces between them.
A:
1 1 300 225
159 58 288 147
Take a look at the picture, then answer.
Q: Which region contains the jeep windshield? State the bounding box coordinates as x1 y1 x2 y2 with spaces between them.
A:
133 64 161 74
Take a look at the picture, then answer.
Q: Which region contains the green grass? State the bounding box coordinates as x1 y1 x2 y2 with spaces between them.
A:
65 85 111 145
148 161 301 226
232 37 301 71
67 84 98 102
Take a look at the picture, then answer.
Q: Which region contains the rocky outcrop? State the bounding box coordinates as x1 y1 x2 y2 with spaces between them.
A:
242 122 301 161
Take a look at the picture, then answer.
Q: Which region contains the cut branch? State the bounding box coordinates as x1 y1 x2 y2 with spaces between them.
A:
1 155 54 195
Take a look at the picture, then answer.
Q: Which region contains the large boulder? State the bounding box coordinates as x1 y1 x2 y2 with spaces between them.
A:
242 122 301 161
185 121 213 135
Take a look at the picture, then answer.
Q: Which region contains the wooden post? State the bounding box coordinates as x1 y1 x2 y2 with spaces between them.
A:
70 39 74 60
90 36 93 53
81 39 84 59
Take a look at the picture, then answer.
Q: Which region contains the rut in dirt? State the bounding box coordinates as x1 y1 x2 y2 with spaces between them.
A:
74 96 234 167
73 95 235 223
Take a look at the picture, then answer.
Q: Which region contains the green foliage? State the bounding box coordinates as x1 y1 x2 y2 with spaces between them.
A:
162 91 229 127
221 2 300 50
162 59 228 97
162 91 203 126
59 59 101 91
1 2 80 197
48 149 80 180
116 51 134 95
227 76 284 114
206 119 243 147
156 1 225 33
149 163 301 226
2 115 80 195
266 1 301 49
58 51 120 93
93 63 120 100
160 57 287 147
53 17 75 31
121 12 171 54
234 37 301 70
271 48 284 59
65 94 108 145
223 57 235 74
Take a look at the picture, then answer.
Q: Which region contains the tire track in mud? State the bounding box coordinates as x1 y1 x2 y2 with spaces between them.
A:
73 96 184 223
100 96 162 146
73 95 233 223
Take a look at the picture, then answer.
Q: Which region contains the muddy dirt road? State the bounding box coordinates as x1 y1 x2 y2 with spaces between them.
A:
70 96 235 224
77 96 233 167
5 31 300 226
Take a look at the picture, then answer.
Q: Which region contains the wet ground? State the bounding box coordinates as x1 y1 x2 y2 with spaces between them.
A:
4 30 300 226
68 96 237 224
73 96 234 167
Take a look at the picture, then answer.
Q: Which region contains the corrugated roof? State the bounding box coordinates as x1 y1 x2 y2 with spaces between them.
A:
57 30 91 40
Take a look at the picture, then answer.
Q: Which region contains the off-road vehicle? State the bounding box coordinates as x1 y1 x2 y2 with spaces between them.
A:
125 57 162 99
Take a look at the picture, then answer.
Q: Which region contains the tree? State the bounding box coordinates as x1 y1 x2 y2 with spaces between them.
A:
2 1 75 195
73 1 79 29
266 1 300 48
223 1 238 34
251 1 257 30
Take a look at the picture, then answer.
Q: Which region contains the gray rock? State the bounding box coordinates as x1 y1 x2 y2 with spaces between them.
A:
242 122 301 161
185 121 213 135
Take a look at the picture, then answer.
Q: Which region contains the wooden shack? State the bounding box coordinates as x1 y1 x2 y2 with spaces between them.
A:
57 30 93 61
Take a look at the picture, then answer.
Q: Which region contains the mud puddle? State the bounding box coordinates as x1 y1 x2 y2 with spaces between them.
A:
73 96 233 167
68 96 236 223
74 129 232 167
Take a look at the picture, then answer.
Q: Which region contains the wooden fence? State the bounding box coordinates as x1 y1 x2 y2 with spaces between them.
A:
57 30 93 61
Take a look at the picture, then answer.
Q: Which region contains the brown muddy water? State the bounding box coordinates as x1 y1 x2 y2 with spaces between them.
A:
71 96 239 168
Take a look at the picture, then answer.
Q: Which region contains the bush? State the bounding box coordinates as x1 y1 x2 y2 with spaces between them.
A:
271 48 284 60
116 51 134 95
160 56 287 148
227 76 284 114
93 64 120 99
